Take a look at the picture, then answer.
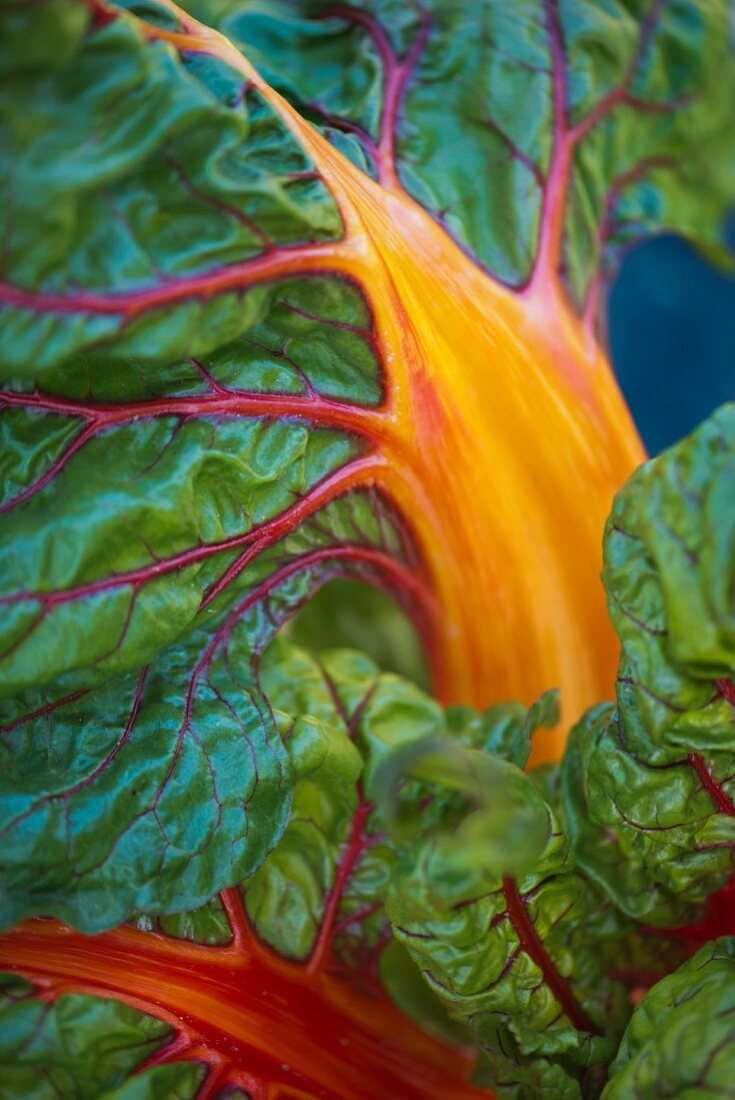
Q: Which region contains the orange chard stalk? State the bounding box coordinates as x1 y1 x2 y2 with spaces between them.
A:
147 0 644 759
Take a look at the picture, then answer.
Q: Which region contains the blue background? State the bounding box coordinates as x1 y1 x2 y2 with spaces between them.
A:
610 235 735 455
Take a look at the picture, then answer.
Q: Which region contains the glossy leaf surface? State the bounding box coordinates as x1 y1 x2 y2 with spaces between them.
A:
0 972 204 1099
1 641 548 1099
188 0 735 308
603 403 735 741
9 0 723 750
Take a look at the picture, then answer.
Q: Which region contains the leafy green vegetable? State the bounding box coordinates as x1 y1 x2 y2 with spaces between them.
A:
1 576 299 932
1 0 734 1096
564 406 735 925
602 938 735 1099
187 0 735 302
603 403 735 743
563 685 735 926
387 769 625 1095
0 972 205 1099
243 640 554 964
386 407 735 1095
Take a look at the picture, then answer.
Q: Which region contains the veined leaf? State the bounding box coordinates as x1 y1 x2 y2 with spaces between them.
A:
601 937 735 1099
563 688 735 926
0 972 205 1099
188 0 735 310
0 642 544 1099
0 571 310 933
603 403 735 742
386 762 627 1094
233 640 550 966
564 408 735 925
9 0 726 747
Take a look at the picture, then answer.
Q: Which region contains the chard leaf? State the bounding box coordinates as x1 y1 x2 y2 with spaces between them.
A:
562 683 735 926
188 0 735 310
601 937 735 1099
1 1 733 1093
0 0 422 935
603 403 735 744
0 643 535 1098
386 762 627 1090
237 641 546 965
0 0 416 705
0 972 206 1099
0 572 312 933
563 407 735 925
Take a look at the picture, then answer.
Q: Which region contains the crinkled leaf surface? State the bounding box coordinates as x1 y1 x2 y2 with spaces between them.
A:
222 640 546 966
2 0 731 760
386 760 627 1096
603 403 735 742
0 584 305 933
0 642 551 1099
563 408 735 925
601 937 735 1099
0 0 425 938
0 972 205 1099
563 681 735 926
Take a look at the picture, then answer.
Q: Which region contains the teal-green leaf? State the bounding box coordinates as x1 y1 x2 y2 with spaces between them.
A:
0 972 206 1099
561 406 735 925
0 579 328 932
186 0 735 306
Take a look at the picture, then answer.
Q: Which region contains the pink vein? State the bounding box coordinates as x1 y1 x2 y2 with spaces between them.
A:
0 243 350 319
717 679 735 709
323 6 430 190
581 154 675 330
0 454 386 612
528 0 569 287
640 690 733 822
3 668 149 836
158 543 434 805
689 753 735 818
219 886 277 968
502 876 597 1034
529 0 676 295
567 0 676 145
0 690 90 737
0 387 383 514
306 795 375 976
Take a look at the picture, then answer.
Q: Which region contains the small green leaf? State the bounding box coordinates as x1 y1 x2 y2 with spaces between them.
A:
0 973 206 1099
603 403 735 743
565 407 735 926
563 690 735 926
386 767 626 1082
374 736 549 875
601 937 735 1099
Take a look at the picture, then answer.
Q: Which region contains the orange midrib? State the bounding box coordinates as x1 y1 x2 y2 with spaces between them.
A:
0 921 486 1100
152 6 644 760
260 106 643 758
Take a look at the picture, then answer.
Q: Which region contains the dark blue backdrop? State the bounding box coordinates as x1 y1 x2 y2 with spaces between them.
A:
610 235 735 455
